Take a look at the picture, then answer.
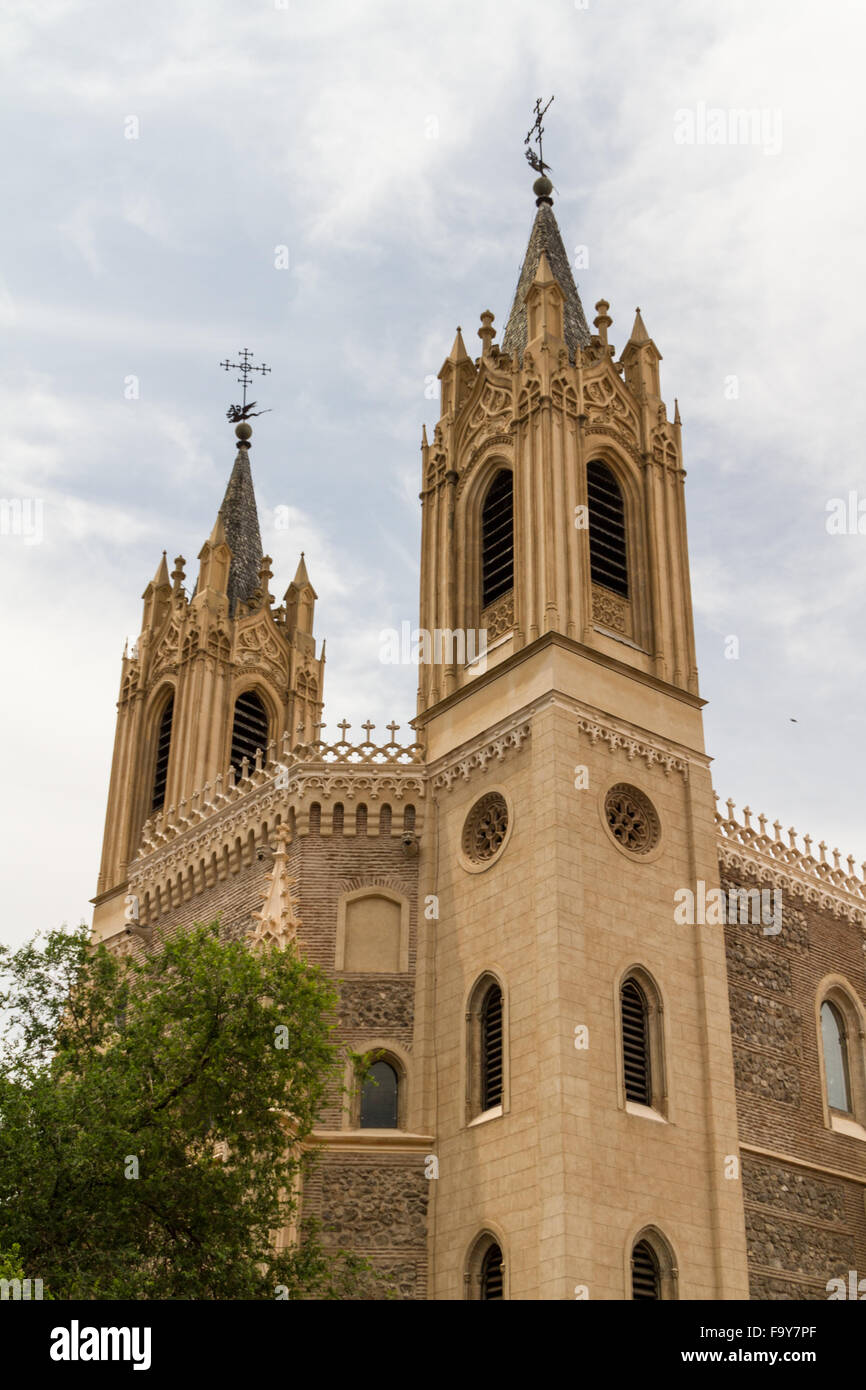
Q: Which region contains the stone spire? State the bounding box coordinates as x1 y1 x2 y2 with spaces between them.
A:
291 551 313 591
152 550 170 588
217 423 264 615
501 203 591 361
248 825 301 951
627 306 651 345
284 552 317 635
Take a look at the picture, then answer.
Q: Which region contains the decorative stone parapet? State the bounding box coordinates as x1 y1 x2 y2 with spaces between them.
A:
716 797 866 926
127 723 426 919
137 722 423 855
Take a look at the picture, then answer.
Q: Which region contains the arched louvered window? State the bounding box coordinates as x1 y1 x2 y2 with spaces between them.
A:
150 696 174 812
360 1060 399 1129
481 983 504 1111
230 690 269 770
621 978 651 1105
587 459 628 598
480 1243 504 1301
631 1239 660 1300
481 470 514 607
821 1001 852 1113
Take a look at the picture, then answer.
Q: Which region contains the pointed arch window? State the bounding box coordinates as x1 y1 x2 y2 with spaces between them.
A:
621 978 652 1106
480 1243 504 1300
631 1239 660 1299
481 470 514 607
481 984 504 1111
467 975 507 1120
587 459 628 597
360 1060 399 1129
230 690 269 770
630 1229 677 1300
467 1233 507 1300
150 696 174 812
821 1000 852 1113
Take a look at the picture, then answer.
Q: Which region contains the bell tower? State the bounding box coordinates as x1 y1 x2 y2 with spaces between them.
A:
91 416 325 943
417 216 697 713
415 146 750 1298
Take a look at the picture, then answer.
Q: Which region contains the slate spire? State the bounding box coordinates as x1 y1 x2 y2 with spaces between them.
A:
218 423 264 615
501 202 591 361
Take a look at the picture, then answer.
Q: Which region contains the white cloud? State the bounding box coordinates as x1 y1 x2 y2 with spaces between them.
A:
2 0 866 951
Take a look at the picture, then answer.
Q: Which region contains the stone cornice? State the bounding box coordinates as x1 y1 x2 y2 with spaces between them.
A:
545 692 707 772
428 692 702 793
430 716 531 791
738 1142 866 1188
572 710 690 780
309 1130 435 1152
414 628 705 731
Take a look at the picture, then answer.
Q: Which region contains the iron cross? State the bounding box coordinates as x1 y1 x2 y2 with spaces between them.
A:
220 348 272 422
524 95 554 176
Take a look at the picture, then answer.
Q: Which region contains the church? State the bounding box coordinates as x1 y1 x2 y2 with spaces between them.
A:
89 157 866 1300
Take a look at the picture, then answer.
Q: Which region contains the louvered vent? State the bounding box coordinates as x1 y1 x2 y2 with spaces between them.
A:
587 459 628 597
230 690 269 770
481 984 503 1110
480 1243 504 1301
151 697 174 812
621 978 651 1105
631 1240 660 1300
481 470 514 607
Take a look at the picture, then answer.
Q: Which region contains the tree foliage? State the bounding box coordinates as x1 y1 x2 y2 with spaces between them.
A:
0 922 371 1299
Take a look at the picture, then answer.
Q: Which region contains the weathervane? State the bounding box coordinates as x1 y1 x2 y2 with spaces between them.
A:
220 348 272 423
524 95 554 177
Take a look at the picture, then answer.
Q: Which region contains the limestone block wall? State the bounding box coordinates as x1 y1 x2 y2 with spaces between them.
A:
424 684 749 1300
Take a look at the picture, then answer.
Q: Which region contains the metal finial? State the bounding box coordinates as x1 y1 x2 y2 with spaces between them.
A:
220 348 273 424
524 96 554 175
524 96 555 204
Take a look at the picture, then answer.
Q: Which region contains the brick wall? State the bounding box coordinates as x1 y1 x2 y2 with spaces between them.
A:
722 865 866 1298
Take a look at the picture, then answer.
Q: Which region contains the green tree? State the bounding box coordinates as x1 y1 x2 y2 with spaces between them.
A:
0 922 371 1299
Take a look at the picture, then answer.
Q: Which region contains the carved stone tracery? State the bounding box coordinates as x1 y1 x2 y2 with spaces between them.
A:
591 584 630 635
481 590 515 643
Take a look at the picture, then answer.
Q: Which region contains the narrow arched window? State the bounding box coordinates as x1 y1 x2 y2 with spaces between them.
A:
481 983 504 1110
151 696 174 812
821 1001 852 1113
230 690 269 770
621 978 651 1105
481 470 514 607
360 1060 399 1129
631 1239 660 1300
587 459 628 597
480 1243 504 1300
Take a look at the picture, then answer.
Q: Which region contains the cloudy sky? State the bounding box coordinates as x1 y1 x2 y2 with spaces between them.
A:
1 0 864 949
